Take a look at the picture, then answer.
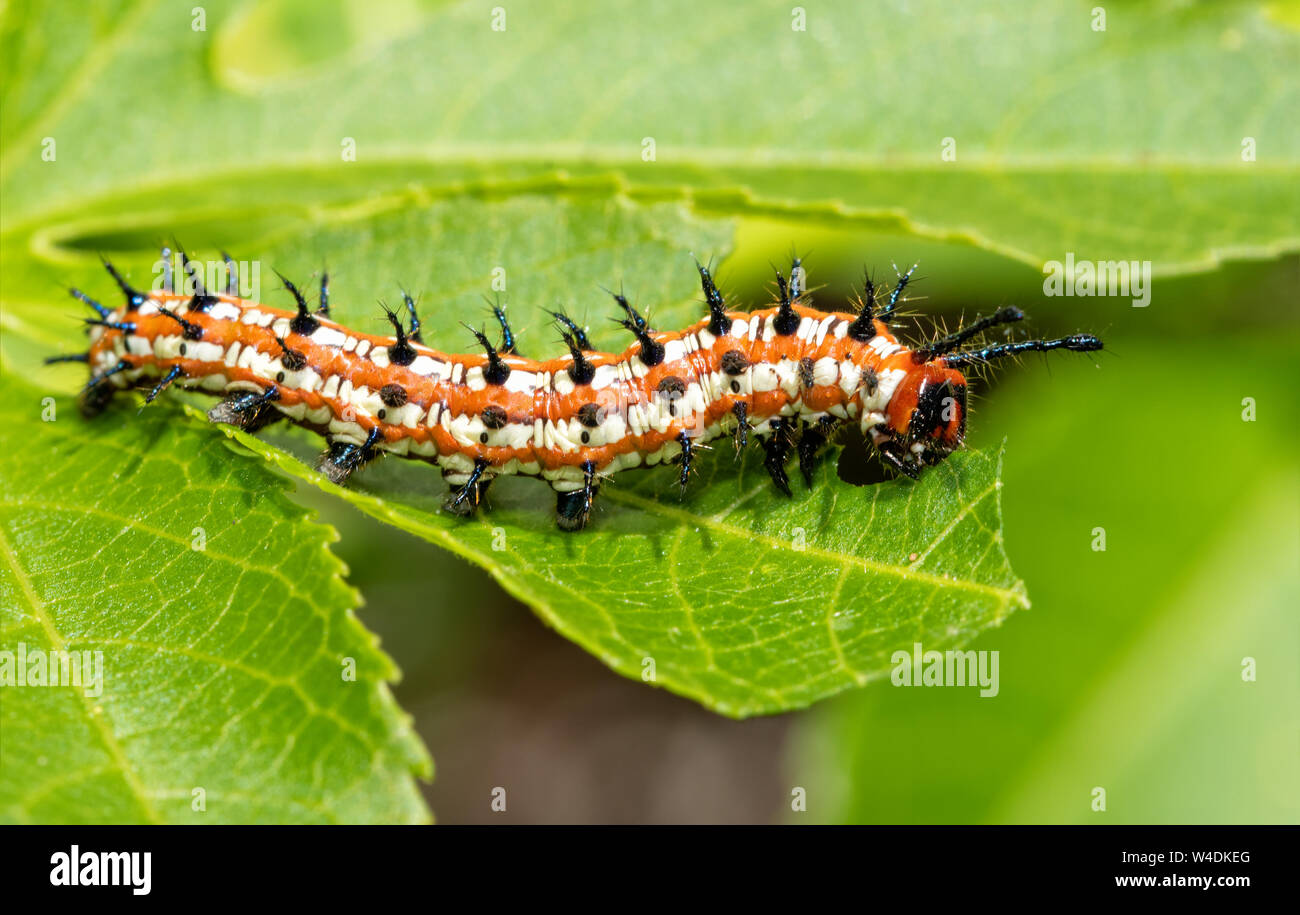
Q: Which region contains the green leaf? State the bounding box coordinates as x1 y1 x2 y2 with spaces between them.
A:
1 0 1296 277
0 374 430 823
218 413 1028 717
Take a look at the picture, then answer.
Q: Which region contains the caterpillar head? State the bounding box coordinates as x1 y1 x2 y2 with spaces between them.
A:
870 364 968 478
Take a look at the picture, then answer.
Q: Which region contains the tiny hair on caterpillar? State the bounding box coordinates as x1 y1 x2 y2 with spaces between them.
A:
48 248 1103 531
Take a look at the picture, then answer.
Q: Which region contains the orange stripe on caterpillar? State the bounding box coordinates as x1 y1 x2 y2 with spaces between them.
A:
51 253 1103 530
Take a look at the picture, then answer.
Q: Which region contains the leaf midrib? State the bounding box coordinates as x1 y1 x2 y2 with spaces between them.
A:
601 482 1025 606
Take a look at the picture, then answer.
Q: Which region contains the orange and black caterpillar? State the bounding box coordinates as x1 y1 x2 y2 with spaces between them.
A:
48 250 1102 530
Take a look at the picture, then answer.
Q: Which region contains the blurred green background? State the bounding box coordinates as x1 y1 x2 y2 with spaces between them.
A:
2 0 1296 822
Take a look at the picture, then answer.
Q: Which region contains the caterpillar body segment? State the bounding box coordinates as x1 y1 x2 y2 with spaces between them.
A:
57 254 1103 530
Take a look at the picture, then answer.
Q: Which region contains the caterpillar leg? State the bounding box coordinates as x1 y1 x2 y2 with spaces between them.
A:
675 431 695 495
77 358 134 417
876 438 921 480
79 380 118 417
555 460 599 531
761 418 793 496
208 386 284 432
318 427 382 484
444 458 492 517
731 402 750 452
796 417 838 489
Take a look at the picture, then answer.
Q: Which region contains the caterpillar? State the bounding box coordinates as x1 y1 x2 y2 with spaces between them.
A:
48 249 1102 531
